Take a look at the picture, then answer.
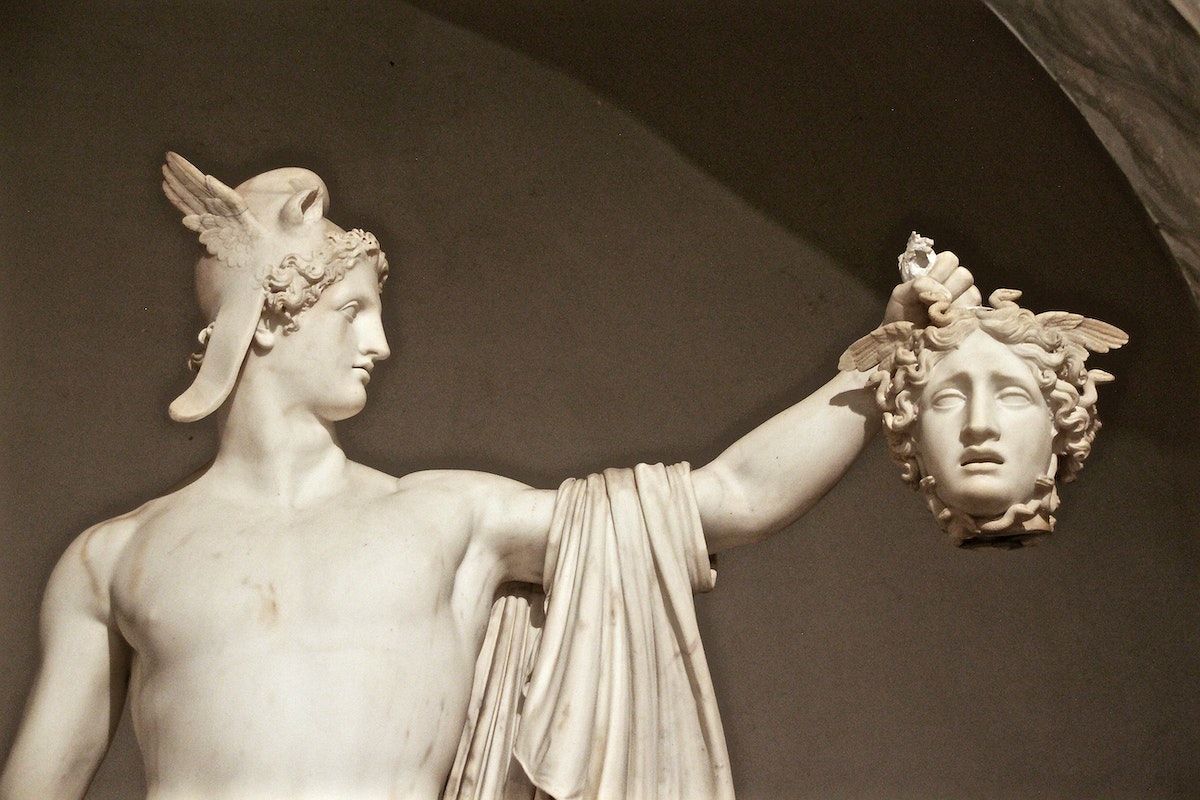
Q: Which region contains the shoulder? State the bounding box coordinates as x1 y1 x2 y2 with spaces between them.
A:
345 465 555 571
342 462 518 498
49 477 199 603
45 505 146 622
337 465 475 531
381 469 551 536
64 506 147 575
390 469 548 522
405 472 557 578
393 469 534 498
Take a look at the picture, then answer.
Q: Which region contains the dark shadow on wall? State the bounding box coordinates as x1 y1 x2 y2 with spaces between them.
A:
410 0 1200 451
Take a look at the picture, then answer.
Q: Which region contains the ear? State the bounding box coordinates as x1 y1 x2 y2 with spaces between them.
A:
251 316 277 351
279 187 325 228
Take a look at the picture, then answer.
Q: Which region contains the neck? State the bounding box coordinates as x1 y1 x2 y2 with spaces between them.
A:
208 372 350 508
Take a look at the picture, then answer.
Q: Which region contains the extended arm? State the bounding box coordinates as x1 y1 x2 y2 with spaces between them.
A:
693 369 876 551
0 525 131 800
473 254 977 573
693 254 979 552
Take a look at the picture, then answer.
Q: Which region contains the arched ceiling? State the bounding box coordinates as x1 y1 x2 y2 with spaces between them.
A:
987 0 1200 308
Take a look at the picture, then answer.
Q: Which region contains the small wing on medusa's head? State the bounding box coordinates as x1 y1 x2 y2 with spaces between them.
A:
1035 311 1130 353
161 152 263 271
838 321 916 372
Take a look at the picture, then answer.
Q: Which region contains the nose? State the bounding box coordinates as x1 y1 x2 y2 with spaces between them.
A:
361 317 391 363
961 391 999 444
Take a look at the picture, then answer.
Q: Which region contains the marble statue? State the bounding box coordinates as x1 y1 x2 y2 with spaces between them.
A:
1 157 981 800
841 234 1128 546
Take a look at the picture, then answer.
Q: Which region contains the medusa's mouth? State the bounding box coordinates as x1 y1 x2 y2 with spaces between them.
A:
961 448 1004 467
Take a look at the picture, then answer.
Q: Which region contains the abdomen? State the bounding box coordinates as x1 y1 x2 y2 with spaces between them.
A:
131 622 480 799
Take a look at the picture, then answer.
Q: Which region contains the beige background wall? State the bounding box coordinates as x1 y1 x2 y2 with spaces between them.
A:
2 3 1197 797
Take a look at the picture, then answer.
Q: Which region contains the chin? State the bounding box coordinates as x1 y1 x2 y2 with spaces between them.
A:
319 392 368 422
942 476 1028 518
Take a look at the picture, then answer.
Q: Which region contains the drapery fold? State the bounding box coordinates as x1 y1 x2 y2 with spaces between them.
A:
442 462 732 800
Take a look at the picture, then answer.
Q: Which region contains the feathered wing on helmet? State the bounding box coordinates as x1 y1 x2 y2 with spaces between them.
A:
162 152 265 272
161 153 271 423
161 152 382 424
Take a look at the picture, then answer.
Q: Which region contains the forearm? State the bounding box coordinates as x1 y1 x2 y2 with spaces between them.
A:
694 368 878 551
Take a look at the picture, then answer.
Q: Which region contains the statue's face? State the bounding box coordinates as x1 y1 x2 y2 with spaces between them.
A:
261 262 390 422
914 329 1054 518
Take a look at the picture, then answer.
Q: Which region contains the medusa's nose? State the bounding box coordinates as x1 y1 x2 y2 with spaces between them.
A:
961 390 999 444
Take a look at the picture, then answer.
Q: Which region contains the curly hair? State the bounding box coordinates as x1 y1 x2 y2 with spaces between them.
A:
865 289 1121 542
189 228 388 370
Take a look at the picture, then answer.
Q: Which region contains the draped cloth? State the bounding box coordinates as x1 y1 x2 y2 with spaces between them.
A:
442 462 734 800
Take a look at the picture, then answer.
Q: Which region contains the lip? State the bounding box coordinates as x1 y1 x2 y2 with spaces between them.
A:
353 366 372 383
960 449 1004 467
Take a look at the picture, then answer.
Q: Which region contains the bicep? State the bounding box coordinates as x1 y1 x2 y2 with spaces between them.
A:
691 459 760 554
471 475 558 586
693 370 878 553
1 535 130 800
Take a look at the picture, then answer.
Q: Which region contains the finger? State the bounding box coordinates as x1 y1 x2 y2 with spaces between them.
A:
911 275 952 305
927 251 959 283
942 266 974 301
951 286 983 308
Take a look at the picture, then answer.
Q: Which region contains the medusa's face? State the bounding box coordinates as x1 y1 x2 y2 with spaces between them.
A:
914 330 1055 518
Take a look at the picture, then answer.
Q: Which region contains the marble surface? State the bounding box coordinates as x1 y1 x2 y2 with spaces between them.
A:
0 143 971 797
2 3 1198 798
843 267 1128 545
987 0 1200 308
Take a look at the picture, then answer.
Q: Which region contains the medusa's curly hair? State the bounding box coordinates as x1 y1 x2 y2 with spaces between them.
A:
840 289 1127 541
189 229 388 371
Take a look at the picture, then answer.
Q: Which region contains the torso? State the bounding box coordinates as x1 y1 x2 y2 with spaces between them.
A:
108 465 506 800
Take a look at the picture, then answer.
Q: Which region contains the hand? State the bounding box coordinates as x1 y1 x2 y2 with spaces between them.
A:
882 251 983 327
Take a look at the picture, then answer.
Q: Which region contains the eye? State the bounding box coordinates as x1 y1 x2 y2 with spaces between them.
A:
340 302 360 321
997 387 1035 407
929 389 966 410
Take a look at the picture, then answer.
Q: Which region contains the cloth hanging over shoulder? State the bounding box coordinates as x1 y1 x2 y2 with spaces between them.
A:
442 462 733 800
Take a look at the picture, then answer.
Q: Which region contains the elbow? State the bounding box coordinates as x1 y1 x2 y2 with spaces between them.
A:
694 460 780 552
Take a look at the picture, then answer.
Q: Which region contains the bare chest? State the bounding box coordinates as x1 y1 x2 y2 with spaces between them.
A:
110 504 502 795
112 505 477 663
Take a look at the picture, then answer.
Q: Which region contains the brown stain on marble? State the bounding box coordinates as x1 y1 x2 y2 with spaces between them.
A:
258 581 280 624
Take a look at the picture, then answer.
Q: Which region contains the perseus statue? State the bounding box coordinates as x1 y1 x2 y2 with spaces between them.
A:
2 156 984 800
